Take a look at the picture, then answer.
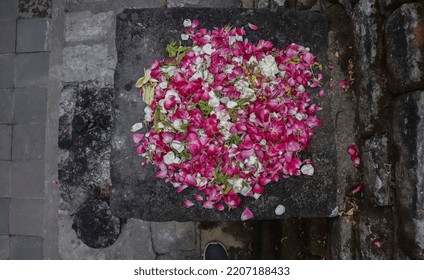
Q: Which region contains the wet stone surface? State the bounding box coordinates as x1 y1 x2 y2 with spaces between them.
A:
111 8 337 221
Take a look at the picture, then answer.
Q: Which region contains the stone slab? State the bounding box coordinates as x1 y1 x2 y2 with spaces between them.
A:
9 198 44 236
0 161 11 197
111 8 336 221
0 198 10 235
0 125 12 161
64 11 113 42
0 89 13 124
15 52 49 87
9 236 43 260
12 124 45 160
0 236 9 260
0 0 18 20
0 54 15 88
16 18 50 53
0 19 17 54
13 87 47 124
11 160 45 198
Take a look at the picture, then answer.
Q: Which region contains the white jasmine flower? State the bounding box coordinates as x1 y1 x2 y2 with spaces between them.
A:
258 55 279 78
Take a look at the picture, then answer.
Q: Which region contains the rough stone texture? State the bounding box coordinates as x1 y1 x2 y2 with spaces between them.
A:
297 0 317 10
362 136 393 206
65 11 114 43
240 0 254 8
392 91 424 259
111 8 337 221
62 44 114 86
385 3 424 95
167 0 239 8
19 0 51 18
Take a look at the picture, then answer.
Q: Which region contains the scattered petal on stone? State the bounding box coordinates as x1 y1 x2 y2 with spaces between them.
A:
275 204 286 215
374 239 382 248
301 163 314 176
248 23 258 30
329 84 334 91
352 183 363 194
131 122 144 132
241 207 254 221
339 81 346 89
183 19 192 27
347 144 358 156
215 204 225 211
319 90 325 97
184 200 194 208
181 34 189 41
328 65 335 70
132 133 144 144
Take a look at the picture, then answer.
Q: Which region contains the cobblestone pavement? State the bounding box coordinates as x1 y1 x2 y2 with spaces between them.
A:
1 0 423 260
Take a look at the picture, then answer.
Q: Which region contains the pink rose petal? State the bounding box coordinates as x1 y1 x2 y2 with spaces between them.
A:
352 183 363 194
241 207 254 221
248 23 258 30
184 200 194 208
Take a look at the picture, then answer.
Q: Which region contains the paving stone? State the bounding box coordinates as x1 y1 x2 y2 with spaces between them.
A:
386 2 424 95
0 0 18 20
257 0 270 8
0 19 17 54
240 0 254 8
15 52 49 87
19 0 51 18
0 125 12 161
62 44 114 86
13 87 47 124
167 0 239 8
0 54 15 88
11 160 44 198
65 11 113 43
16 18 49 53
0 198 10 235
9 236 43 260
0 161 11 197
0 89 13 124
10 198 44 236
151 221 197 254
12 124 45 160
123 0 165 8
0 236 8 260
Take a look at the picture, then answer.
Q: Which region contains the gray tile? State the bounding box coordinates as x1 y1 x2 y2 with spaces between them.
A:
0 235 9 260
9 198 43 236
18 0 51 19
9 236 43 260
12 124 45 160
0 54 15 88
15 52 49 87
0 125 12 160
11 160 44 198
16 18 49 53
13 87 47 124
0 198 10 235
0 0 18 20
0 161 11 197
0 89 13 124
0 19 17 54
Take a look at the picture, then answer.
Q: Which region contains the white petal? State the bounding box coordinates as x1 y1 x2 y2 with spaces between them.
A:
295 113 303 121
301 164 314 176
131 122 144 132
226 100 237 109
202 44 213 55
275 205 286 215
183 19 191 27
181 34 189 41
171 140 184 153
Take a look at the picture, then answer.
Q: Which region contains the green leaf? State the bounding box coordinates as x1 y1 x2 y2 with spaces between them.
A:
153 106 161 133
229 134 242 145
198 100 213 116
166 41 178 58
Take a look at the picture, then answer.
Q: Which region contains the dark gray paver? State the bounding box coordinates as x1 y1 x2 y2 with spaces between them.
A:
9 236 43 260
0 125 12 161
0 198 10 235
111 8 335 221
0 0 18 20
16 18 49 53
0 235 8 260
13 87 47 124
12 123 45 160
15 52 49 87
0 161 11 197
0 19 17 54
0 54 15 88
18 0 51 18
11 160 44 198
9 198 44 236
0 89 13 124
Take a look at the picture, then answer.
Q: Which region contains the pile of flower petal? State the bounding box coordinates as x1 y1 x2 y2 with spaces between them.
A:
133 20 324 216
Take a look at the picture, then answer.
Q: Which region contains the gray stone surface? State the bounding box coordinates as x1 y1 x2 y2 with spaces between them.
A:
240 0 254 8
0 0 18 19
111 8 336 221
0 236 8 260
167 0 239 8
0 19 17 54
62 44 114 86
0 125 12 161
0 198 10 235
385 2 424 95
0 89 13 124
13 87 47 124
9 198 44 236
18 0 51 18
297 0 317 9
16 18 50 53
392 90 424 259
11 160 45 198
0 161 11 197
12 124 45 160
9 236 43 260
0 54 15 88
65 11 113 42
15 53 50 87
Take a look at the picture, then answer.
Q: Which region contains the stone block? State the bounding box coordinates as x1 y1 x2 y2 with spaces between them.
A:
62 44 114 86
18 0 51 18
297 0 317 10
0 54 15 88
386 3 424 95
11 160 45 198
0 198 10 235
167 0 239 8
9 236 43 260
15 52 49 87
9 198 44 236
0 125 12 161
0 19 16 54
0 236 8 260
0 0 18 20
12 124 45 160
392 91 424 259
150 221 197 254
240 0 254 8
0 89 13 124
16 18 49 52
0 161 11 197
65 11 113 43
111 8 336 221
13 87 47 124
